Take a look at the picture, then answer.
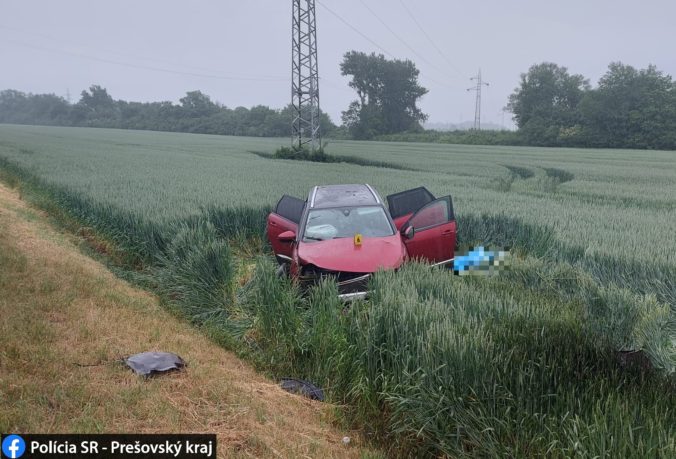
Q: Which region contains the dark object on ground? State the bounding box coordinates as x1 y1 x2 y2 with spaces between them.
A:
617 350 653 372
125 351 186 376
280 378 325 401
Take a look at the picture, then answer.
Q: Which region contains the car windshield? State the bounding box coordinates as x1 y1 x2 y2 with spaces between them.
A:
303 206 394 242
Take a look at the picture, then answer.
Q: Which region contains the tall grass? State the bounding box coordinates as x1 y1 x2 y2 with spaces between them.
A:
458 211 676 314
0 156 251 332
247 260 675 457
153 221 235 322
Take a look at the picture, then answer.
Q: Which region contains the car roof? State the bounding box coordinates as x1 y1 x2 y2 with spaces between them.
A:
309 184 381 209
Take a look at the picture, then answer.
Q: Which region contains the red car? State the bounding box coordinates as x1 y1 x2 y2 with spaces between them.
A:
266 184 456 299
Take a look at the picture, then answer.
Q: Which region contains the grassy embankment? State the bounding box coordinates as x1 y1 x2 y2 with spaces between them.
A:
0 182 377 458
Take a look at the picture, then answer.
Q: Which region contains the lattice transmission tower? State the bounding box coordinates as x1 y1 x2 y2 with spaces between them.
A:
467 69 489 130
291 0 321 151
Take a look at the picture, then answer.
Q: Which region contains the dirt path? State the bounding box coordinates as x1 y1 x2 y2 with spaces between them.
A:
0 183 374 458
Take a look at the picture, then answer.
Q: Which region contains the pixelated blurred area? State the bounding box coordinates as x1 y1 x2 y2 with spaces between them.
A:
453 246 510 275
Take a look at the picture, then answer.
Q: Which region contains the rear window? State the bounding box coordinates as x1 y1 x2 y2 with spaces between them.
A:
409 200 449 229
387 187 435 219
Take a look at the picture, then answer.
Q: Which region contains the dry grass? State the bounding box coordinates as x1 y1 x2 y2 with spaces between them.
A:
0 183 377 459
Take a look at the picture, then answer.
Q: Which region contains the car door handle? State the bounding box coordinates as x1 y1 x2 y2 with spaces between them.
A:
441 230 453 235
270 221 278 226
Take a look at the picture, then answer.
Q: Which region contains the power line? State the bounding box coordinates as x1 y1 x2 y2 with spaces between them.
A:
316 0 394 58
397 0 467 79
316 0 455 90
0 23 255 78
4 38 288 82
319 77 354 93
357 0 462 82
0 19 374 93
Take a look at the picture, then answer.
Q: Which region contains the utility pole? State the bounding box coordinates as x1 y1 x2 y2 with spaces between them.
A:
467 69 489 130
291 0 321 151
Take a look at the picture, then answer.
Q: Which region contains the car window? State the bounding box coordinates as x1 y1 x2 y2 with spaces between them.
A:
304 206 394 241
275 195 305 224
386 187 435 219
409 200 449 230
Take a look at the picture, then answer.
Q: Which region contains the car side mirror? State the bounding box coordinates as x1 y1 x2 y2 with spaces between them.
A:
278 230 296 242
402 225 415 240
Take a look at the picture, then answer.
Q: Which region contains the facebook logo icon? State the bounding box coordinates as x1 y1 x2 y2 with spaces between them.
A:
1 435 26 458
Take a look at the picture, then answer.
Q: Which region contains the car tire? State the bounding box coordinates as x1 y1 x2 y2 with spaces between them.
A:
276 263 289 278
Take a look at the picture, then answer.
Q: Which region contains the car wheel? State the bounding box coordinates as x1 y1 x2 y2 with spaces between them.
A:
276 263 289 278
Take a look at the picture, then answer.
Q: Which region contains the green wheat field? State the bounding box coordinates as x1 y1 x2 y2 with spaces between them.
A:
1 124 674 457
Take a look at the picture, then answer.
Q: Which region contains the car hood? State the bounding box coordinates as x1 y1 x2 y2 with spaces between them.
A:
298 234 405 273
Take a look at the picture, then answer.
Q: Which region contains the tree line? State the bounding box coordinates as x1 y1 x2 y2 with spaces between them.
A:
368 59 676 150
1 54 675 150
0 86 336 138
506 62 676 150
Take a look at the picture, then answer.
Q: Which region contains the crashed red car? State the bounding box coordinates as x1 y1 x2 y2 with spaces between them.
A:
266 184 456 299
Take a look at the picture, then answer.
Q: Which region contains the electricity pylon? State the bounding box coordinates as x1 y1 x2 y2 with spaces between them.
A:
467 69 489 130
291 0 321 151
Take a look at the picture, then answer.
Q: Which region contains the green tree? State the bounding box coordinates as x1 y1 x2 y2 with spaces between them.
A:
579 63 676 149
0 90 29 124
340 51 427 139
74 85 119 126
179 90 219 117
28 94 70 124
507 63 588 144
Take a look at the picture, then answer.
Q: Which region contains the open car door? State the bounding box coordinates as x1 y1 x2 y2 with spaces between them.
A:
267 195 305 261
386 187 436 230
401 196 456 265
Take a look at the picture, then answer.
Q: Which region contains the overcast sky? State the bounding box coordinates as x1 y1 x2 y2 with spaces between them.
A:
2 0 675 129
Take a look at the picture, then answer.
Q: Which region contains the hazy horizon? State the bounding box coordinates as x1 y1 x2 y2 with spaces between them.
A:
2 0 675 129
